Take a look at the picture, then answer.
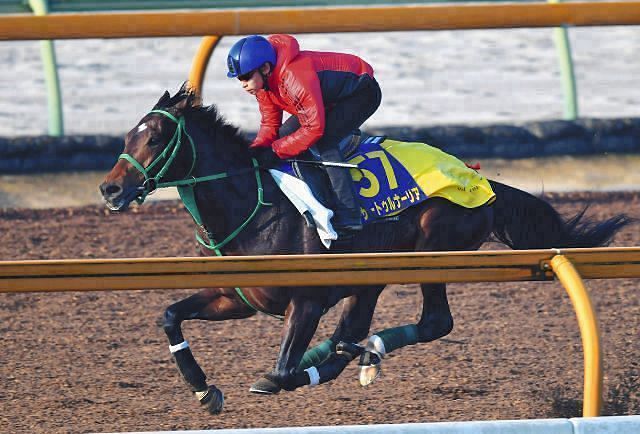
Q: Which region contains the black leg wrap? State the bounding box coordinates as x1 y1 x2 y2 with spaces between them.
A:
256 369 308 392
292 370 311 389
281 368 311 391
173 349 207 392
316 353 351 383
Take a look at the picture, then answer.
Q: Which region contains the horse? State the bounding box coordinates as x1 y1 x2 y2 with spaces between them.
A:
99 84 628 415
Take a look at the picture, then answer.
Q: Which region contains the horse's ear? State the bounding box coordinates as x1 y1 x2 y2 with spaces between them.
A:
179 81 191 94
181 81 203 106
154 90 171 109
173 88 199 114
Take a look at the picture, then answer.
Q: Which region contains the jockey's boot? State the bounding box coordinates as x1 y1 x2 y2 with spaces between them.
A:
325 165 363 234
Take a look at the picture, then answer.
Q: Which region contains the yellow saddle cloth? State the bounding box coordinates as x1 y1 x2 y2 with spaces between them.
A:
346 136 495 222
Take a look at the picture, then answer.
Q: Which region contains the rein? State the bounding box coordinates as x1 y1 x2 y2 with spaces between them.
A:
118 109 282 320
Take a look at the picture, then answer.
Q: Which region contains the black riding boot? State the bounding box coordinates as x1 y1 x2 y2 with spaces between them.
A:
324 163 363 233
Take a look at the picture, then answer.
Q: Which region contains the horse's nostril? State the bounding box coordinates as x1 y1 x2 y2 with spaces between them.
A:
102 183 123 198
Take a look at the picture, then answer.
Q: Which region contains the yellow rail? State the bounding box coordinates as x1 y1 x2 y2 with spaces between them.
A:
2 2 640 40
187 35 220 100
1 247 638 293
1 246 638 416
551 255 604 417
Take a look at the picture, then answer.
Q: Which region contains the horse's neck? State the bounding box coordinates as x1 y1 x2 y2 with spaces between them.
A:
189 134 284 252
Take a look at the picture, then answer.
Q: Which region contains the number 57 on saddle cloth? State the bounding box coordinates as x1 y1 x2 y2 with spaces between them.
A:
348 136 495 223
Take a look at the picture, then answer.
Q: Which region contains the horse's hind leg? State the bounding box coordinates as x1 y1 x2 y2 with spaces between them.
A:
416 283 453 342
357 283 453 386
162 287 255 414
359 199 493 384
414 199 493 343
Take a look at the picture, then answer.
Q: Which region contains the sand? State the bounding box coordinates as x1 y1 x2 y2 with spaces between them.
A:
0 193 638 433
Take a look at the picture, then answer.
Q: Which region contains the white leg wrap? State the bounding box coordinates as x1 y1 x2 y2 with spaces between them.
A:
367 335 387 358
304 366 321 386
169 340 189 353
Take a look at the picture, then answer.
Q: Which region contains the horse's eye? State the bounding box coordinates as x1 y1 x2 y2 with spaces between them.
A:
148 136 161 147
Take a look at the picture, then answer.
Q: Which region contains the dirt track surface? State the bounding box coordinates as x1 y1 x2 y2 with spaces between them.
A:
1 192 639 434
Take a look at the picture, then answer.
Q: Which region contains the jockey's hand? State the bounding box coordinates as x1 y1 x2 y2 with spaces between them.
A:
249 147 282 168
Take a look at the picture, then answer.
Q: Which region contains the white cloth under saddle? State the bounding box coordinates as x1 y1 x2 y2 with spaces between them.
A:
269 169 337 249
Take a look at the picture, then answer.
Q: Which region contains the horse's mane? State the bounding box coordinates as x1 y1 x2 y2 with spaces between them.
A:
155 86 251 159
191 104 251 159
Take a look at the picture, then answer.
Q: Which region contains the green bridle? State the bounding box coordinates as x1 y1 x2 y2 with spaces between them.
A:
119 109 197 204
118 109 280 319
118 108 271 250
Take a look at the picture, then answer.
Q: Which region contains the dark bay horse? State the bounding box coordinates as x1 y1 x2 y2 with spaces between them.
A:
99 85 628 414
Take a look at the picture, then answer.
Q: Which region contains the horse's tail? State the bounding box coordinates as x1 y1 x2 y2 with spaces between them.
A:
488 180 630 249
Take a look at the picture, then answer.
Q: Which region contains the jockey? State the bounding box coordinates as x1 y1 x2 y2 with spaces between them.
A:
226 34 382 234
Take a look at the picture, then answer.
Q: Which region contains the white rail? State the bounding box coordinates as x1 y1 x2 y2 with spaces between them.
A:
98 415 640 434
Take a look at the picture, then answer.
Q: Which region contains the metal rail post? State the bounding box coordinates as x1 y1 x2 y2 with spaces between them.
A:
549 0 579 120
550 254 603 416
28 0 64 136
188 36 221 99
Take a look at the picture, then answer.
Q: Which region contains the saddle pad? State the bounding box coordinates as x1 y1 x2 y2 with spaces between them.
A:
273 136 496 225
347 136 496 223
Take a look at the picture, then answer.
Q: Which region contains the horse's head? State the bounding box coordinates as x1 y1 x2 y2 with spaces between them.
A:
99 84 199 211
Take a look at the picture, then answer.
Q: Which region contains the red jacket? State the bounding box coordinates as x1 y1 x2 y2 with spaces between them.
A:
250 34 374 158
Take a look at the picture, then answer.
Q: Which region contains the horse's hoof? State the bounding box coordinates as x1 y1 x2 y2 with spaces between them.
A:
249 375 281 395
359 363 381 386
358 350 382 386
197 385 224 414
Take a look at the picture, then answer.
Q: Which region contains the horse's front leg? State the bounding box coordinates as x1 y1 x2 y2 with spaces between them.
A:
250 294 324 394
162 287 255 414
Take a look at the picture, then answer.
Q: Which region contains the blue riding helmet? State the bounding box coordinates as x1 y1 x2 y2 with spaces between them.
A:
226 35 276 79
